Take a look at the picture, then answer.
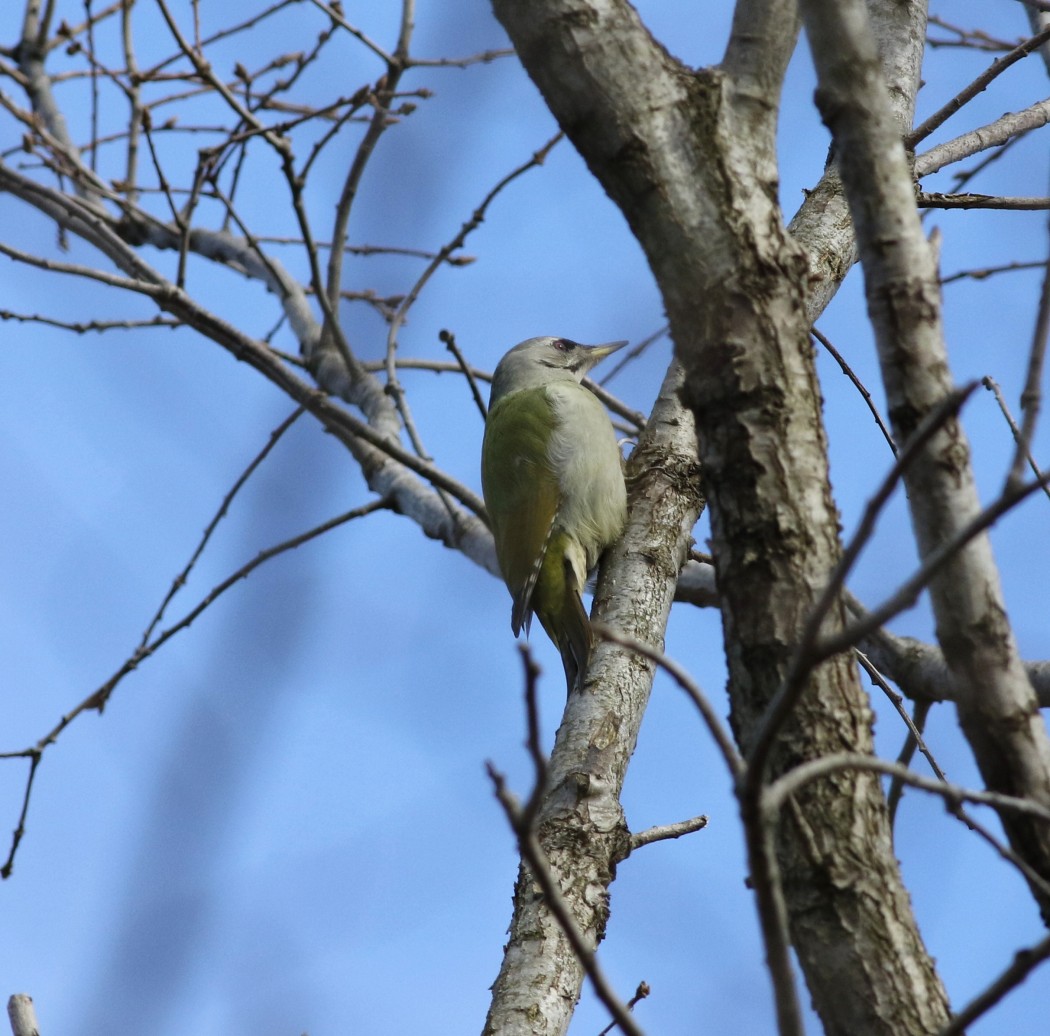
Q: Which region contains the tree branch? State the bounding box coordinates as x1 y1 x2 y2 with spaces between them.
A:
802 0 1050 918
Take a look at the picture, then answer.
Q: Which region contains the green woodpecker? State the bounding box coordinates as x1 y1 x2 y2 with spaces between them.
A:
481 336 628 691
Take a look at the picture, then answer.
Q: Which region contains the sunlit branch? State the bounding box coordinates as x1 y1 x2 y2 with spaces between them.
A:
916 98 1050 177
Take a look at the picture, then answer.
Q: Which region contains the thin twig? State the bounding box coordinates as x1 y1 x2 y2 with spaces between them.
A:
936 933 1050 1036
0 750 42 879
0 498 388 875
856 652 943 826
440 329 488 420
1006 207 1050 492
767 753 1050 823
0 311 179 333
592 624 744 779
599 324 668 386
767 747 1050 900
812 326 896 455
382 132 564 459
741 796 804 1036
596 983 651 1036
941 259 1049 285
516 643 548 834
983 377 1050 503
887 699 931 827
139 407 305 649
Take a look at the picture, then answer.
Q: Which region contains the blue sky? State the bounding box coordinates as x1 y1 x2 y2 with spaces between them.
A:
2 1 1050 1033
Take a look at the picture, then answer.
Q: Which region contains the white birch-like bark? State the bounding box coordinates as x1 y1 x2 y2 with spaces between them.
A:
799 0 1050 913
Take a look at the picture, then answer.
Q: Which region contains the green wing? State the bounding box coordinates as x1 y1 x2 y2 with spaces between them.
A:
481 388 560 635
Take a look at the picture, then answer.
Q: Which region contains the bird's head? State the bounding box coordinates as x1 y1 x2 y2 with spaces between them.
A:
490 337 628 404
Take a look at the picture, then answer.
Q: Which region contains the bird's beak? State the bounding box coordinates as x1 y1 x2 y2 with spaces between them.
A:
576 339 628 375
586 339 629 359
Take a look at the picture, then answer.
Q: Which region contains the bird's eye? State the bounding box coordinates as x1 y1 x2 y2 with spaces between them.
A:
553 338 576 352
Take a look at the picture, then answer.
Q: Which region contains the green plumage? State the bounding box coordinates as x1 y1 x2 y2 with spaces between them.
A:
481 336 628 691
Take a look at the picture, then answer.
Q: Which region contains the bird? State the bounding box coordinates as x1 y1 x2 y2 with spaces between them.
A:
481 336 628 692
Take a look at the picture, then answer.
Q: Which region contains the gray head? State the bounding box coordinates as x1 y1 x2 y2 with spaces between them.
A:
489 336 628 405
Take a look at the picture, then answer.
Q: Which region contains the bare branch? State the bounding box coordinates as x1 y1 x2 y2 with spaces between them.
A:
767 753 1050 824
917 192 1050 210
915 97 1050 178
1005 212 1050 493
381 132 563 464
486 762 646 1036
439 328 488 420
139 407 306 649
937 933 1050 1036
629 814 708 852
0 498 389 875
593 624 744 781
907 23 1050 147
0 748 41 880
0 310 179 333
803 0 1050 914
811 326 897 455
984 377 1050 501
595 984 650 1036
942 259 1049 284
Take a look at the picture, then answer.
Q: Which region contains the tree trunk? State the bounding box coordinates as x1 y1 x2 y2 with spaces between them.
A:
489 1 951 1032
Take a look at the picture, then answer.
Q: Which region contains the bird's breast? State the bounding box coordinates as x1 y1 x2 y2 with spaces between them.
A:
545 383 627 568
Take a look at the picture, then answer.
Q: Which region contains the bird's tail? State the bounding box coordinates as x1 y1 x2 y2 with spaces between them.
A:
534 557 593 695
558 591 593 694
